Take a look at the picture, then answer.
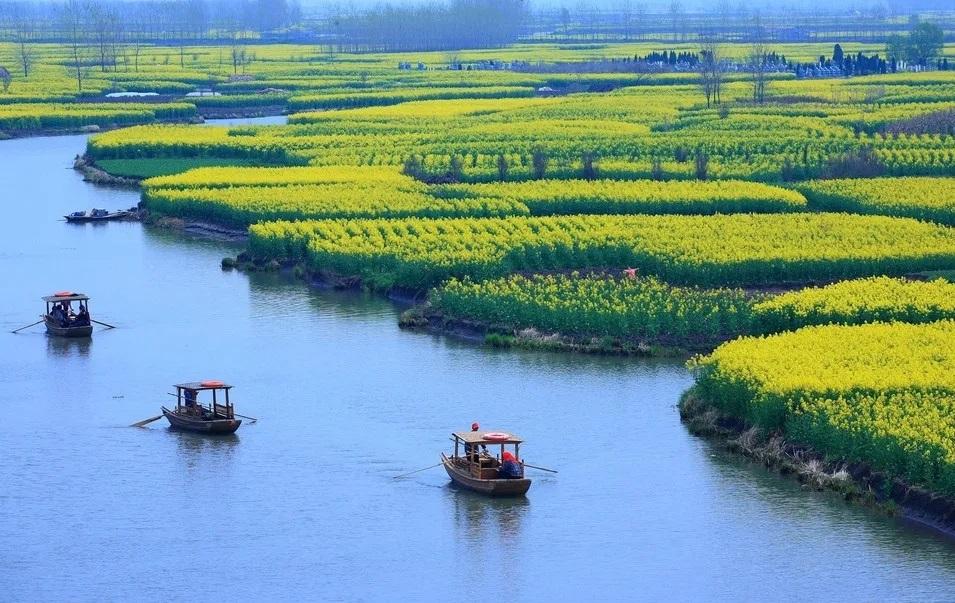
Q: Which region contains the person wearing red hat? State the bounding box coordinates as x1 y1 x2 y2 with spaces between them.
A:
464 421 486 460
499 450 522 479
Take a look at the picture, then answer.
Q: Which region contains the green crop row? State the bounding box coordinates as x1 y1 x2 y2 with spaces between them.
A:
247 213 955 290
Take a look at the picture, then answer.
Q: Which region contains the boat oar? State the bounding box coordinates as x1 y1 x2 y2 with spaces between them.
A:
131 415 163 428
393 462 443 479
523 463 558 474
91 319 116 329
10 320 44 334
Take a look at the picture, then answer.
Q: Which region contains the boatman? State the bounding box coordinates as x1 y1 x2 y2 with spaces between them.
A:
184 388 198 415
464 422 487 460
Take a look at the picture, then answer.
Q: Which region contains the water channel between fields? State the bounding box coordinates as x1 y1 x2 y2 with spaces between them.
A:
1 120 954 601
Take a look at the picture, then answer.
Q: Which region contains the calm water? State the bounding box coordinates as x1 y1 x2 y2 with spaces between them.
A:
1 129 955 602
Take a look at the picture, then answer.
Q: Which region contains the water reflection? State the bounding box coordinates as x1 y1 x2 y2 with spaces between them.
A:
170 429 240 472
141 223 243 253
246 270 401 322
702 443 955 551
448 487 529 547
45 335 92 358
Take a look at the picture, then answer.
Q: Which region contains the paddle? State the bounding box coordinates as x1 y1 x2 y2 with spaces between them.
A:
10 320 43 334
91 319 116 329
393 462 443 479
523 463 558 474
131 415 163 428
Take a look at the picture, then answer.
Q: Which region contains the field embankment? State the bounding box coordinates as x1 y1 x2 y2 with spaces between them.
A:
402 274 955 354
681 320 955 533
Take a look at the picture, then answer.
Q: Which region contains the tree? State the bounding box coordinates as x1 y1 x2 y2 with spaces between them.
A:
0 66 10 93
88 1 120 72
11 4 37 78
699 41 723 108
749 41 770 104
61 0 88 94
907 22 943 66
885 34 907 64
832 43 844 67
669 1 684 42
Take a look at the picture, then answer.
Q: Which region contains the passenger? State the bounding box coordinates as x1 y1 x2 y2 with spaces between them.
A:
184 388 198 415
75 304 90 326
50 305 63 326
499 451 522 479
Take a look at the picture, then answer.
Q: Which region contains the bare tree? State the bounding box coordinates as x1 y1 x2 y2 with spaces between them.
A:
89 1 120 72
61 0 88 93
0 66 11 93
749 41 770 104
699 40 723 108
12 4 37 78
633 3 646 41
669 1 684 42
230 30 248 75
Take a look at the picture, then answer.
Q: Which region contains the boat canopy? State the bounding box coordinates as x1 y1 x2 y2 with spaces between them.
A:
42 293 89 303
453 430 523 444
175 381 233 391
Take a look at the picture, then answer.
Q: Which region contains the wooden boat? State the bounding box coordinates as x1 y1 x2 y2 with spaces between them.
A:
161 381 242 434
64 208 133 223
442 430 531 497
42 292 93 338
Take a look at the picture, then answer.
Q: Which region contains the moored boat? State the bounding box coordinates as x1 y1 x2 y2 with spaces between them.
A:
442 430 531 496
64 208 134 223
42 292 93 338
162 381 242 434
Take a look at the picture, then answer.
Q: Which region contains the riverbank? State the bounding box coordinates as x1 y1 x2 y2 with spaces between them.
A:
195 106 287 120
398 303 692 356
679 388 955 538
73 155 140 187
147 214 249 242
0 116 202 141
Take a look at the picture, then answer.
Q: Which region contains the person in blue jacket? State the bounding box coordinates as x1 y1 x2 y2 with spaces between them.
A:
499 451 522 479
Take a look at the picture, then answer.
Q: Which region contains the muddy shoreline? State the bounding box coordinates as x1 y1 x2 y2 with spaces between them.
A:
398 304 693 356
679 388 955 539
73 155 140 187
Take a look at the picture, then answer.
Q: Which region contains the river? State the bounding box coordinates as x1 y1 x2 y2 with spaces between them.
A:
1 123 955 602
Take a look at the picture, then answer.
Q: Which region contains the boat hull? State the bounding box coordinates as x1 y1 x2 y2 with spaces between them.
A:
441 454 531 497
161 406 241 434
64 212 132 223
43 316 92 338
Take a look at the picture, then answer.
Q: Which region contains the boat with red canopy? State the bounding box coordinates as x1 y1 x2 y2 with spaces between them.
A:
161 381 242 434
441 430 531 496
41 292 93 338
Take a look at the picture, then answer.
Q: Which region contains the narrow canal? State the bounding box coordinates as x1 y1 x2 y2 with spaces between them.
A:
1 126 954 601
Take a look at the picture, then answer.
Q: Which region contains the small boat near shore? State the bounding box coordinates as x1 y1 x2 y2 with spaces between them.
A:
41 292 93 338
161 381 242 434
442 430 531 496
64 208 135 223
